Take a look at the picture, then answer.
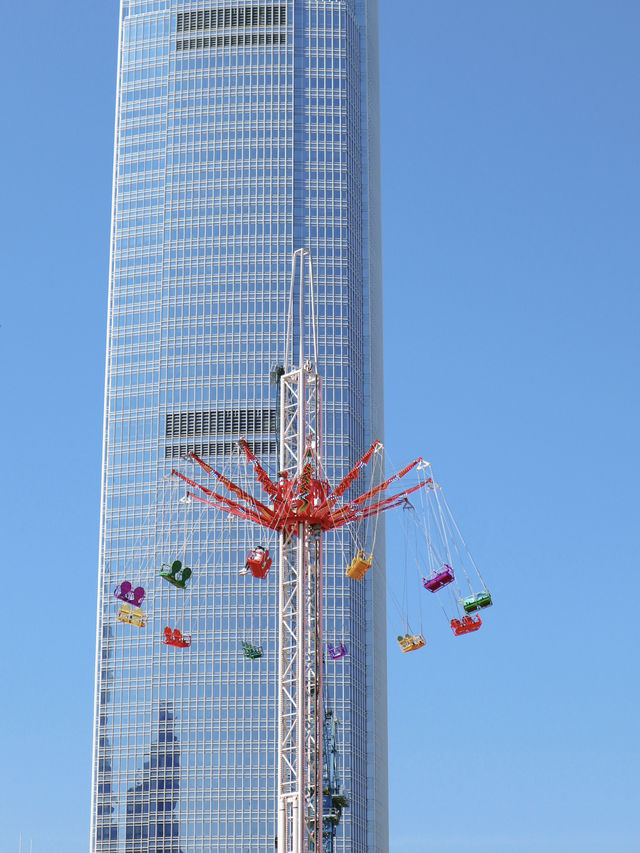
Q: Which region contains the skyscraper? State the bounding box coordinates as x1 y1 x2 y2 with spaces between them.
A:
91 2 385 851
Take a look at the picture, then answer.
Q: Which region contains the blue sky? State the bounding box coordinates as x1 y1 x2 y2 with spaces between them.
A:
1 1 638 851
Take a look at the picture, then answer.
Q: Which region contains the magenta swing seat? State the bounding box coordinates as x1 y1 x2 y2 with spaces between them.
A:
423 564 454 593
328 643 347 660
114 581 146 607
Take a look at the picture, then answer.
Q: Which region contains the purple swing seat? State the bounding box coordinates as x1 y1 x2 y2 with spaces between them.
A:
422 565 454 593
328 643 347 660
114 581 146 606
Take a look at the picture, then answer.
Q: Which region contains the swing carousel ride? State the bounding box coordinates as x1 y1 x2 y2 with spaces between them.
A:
112 249 493 853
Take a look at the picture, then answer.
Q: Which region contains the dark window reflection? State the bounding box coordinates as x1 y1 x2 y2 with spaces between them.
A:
125 702 183 852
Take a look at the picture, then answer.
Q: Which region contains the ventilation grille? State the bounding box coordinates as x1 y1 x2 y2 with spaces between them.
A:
177 6 287 32
165 440 277 459
176 31 286 50
166 408 277 438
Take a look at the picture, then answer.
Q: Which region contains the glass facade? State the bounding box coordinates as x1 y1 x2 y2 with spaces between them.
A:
91 1 385 851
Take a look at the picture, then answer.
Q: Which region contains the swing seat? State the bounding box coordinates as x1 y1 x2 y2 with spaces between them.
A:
323 795 345 825
246 547 272 579
346 550 373 580
241 642 263 659
397 633 426 653
159 560 192 589
461 591 492 613
117 603 147 628
114 581 146 607
163 626 191 648
422 565 454 592
450 614 482 636
328 643 347 660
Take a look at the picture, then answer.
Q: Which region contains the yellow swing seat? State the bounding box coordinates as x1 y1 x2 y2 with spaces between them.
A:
346 549 373 580
397 633 425 653
117 602 147 628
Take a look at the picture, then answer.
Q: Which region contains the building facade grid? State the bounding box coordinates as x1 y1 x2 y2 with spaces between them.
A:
91 1 385 850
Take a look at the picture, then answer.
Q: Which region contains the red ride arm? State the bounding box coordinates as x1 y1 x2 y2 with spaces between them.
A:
188 451 214 474
338 458 423 511
238 438 279 499
171 470 215 495
210 469 275 519
327 440 382 501
330 480 432 527
187 491 272 528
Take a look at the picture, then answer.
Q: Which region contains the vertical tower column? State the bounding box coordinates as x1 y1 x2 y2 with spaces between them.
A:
277 361 323 853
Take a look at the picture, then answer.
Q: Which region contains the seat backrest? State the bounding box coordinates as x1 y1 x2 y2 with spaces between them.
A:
181 567 192 582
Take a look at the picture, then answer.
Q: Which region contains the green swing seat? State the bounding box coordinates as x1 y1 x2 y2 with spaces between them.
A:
159 559 192 590
461 590 493 613
242 642 263 660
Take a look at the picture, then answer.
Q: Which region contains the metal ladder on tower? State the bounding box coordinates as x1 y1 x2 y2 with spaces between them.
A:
322 710 347 853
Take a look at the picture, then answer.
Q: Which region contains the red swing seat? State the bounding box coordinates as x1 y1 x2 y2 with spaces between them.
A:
163 626 191 648
245 547 272 579
450 615 482 636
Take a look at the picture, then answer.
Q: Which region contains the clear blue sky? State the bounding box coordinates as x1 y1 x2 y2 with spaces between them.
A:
1 2 638 851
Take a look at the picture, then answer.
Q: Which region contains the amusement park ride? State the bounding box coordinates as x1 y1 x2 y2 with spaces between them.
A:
113 249 493 853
